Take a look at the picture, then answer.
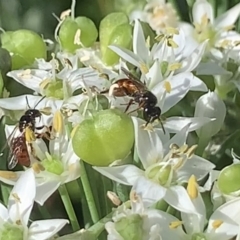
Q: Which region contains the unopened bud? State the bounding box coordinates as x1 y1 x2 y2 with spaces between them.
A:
194 91 226 138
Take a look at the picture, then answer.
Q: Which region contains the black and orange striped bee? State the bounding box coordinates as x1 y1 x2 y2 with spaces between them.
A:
104 67 165 132
3 96 52 169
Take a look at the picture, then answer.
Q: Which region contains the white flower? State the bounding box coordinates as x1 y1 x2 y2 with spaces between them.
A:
0 169 68 240
0 112 80 205
180 0 240 55
93 118 215 206
164 175 240 240
105 190 184 240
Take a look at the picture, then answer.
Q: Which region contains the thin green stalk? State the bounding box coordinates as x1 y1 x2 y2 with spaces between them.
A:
196 135 211 157
58 184 80 232
37 204 52 219
80 161 100 223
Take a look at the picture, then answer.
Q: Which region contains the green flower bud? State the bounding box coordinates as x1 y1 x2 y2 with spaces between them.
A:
218 164 240 194
115 214 143 240
146 164 172 186
41 154 64 175
1 30 47 70
99 12 132 66
59 16 98 53
0 223 23 240
44 79 64 99
72 109 134 166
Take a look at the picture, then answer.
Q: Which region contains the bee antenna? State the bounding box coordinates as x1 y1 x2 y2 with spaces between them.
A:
34 96 46 109
25 96 31 109
159 118 166 135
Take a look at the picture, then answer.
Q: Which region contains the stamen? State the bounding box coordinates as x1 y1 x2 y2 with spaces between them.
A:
165 27 179 35
107 191 121 206
164 81 171 93
39 78 50 89
17 69 31 79
74 29 82 46
32 162 45 173
169 63 182 71
187 175 198 199
169 221 183 229
140 63 149 74
53 110 63 134
167 38 178 48
108 83 120 97
12 193 21 203
0 171 17 179
186 145 198 158
212 220 223 229
60 9 71 20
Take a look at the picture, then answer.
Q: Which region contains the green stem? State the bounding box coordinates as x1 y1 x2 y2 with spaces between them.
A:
1 184 12 205
58 184 80 232
80 161 100 223
196 135 211 157
37 204 52 219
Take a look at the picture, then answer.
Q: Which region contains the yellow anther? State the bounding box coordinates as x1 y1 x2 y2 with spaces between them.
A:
186 145 198 158
179 144 189 153
170 143 179 150
129 190 140 202
107 191 122 206
12 193 21 202
187 175 198 199
60 9 71 20
140 64 149 74
212 220 223 229
0 171 17 179
167 38 178 48
223 25 235 31
169 63 182 71
146 36 151 49
39 78 50 89
32 162 45 174
166 27 179 35
53 110 63 134
200 14 210 28
169 221 183 229
25 127 36 143
234 40 240 46
16 219 22 225
155 33 164 42
164 81 171 93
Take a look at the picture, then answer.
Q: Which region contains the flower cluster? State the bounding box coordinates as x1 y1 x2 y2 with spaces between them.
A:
0 0 240 239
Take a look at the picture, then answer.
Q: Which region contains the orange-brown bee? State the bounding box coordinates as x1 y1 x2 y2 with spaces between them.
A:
2 96 52 169
106 67 165 132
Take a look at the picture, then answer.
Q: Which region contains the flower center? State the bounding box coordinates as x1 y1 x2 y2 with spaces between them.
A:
0 223 24 240
191 233 208 240
41 153 64 175
145 163 172 186
114 214 143 240
193 14 217 48
43 79 64 99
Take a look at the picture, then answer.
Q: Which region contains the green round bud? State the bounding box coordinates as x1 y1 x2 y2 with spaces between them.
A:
1 30 47 70
41 155 64 175
59 16 98 53
72 109 134 166
102 23 132 66
44 79 64 99
99 12 132 66
218 164 240 194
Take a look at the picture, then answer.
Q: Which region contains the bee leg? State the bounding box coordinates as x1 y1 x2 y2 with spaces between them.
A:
35 125 55 140
29 143 41 162
124 99 135 113
126 101 145 115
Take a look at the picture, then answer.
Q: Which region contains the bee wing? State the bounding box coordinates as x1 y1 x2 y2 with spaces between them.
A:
121 67 147 90
7 153 18 170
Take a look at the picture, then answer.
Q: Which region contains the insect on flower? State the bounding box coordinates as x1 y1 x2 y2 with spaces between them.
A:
1 96 52 169
103 67 165 133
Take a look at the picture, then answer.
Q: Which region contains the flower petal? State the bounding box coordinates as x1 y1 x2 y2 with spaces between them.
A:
132 117 163 169
93 165 144 185
109 45 141 67
8 169 36 226
28 219 69 240
133 20 149 63
35 180 61 205
192 0 214 24
164 116 214 133
214 3 240 28
132 176 167 207
0 203 8 223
